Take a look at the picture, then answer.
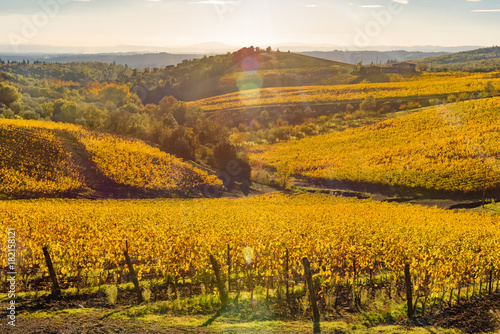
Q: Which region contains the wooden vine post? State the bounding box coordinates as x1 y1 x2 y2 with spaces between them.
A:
227 245 231 293
209 254 228 306
285 248 290 305
302 257 320 324
124 242 144 303
489 268 493 295
404 263 413 319
42 246 61 298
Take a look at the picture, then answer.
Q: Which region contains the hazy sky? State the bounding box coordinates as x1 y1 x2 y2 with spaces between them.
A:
0 0 499 50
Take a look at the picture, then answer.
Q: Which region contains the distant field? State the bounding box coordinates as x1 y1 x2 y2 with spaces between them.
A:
0 119 221 198
193 72 500 111
248 97 500 193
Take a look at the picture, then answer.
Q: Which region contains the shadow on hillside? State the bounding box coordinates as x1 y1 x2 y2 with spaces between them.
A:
54 130 199 199
298 175 500 204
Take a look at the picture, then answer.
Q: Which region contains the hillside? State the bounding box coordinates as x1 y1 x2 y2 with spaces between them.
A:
193 71 500 112
214 51 357 95
247 97 500 196
166 49 357 100
0 119 221 199
0 48 357 104
300 50 449 65
416 46 500 72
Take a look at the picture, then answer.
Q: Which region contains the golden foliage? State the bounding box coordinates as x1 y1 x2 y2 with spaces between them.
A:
1 193 499 294
75 131 221 192
193 72 500 111
248 97 500 192
0 119 221 197
0 120 82 196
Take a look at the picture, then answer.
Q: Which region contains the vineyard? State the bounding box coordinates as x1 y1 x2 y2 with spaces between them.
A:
0 121 83 197
0 119 221 198
1 193 500 320
192 71 500 111
248 97 500 194
75 131 221 194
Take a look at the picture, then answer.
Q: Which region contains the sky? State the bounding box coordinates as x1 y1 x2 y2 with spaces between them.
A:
0 0 499 51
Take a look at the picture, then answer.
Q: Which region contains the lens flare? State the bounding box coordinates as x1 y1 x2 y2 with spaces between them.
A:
243 246 253 265
237 56 263 91
236 54 263 108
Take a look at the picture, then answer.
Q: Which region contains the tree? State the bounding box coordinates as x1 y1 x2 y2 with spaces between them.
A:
275 161 294 189
172 102 187 125
214 141 238 169
346 103 355 113
41 102 54 119
59 101 79 123
83 104 108 129
157 95 178 119
360 95 377 113
378 102 394 114
416 64 429 72
260 110 270 123
21 110 39 120
184 105 203 128
161 113 177 128
0 82 20 107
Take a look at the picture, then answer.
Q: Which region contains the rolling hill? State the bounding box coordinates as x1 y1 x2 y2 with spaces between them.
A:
192 71 500 112
0 119 221 199
299 50 449 65
416 46 500 72
186 50 359 98
247 97 500 196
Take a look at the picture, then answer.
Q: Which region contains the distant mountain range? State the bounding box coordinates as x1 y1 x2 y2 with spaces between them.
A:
0 50 455 69
0 52 204 69
277 45 483 53
0 43 493 69
0 42 238 54
0 42 484 54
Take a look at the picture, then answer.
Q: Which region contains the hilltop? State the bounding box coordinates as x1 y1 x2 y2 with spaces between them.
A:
255 51 352 69
0 48 356 103
416 46 500 71
143 48 357 102
0 119 221 199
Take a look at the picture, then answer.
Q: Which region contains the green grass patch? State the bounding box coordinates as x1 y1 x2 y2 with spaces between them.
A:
18 307 99 319
473 200 500 214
